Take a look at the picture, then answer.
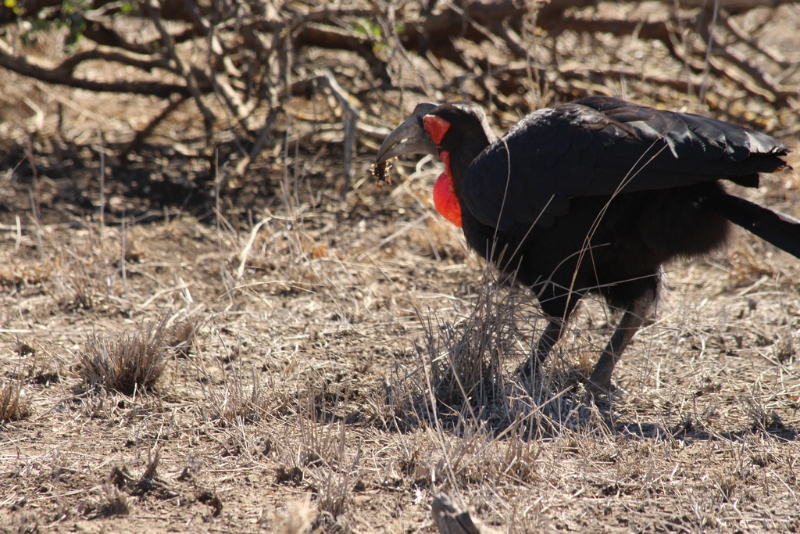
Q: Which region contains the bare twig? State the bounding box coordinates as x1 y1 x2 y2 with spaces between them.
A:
145 0 215 142
28 188 44 262
234 107 281 179
697 23 791 105
558 64 705 93
317 69 361 196
700 0 722 104
98 127 105 240
717 9 790 69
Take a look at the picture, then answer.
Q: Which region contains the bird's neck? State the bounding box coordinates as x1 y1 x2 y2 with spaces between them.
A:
432 134 494 228
441 132 494 196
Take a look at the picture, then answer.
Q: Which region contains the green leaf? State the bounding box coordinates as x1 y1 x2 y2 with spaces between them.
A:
354 19 382 38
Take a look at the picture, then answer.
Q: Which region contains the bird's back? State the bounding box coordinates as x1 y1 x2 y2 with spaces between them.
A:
460 96 788 233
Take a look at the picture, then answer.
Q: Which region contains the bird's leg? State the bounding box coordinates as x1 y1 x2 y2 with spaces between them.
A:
517 320 565 380
587 288 657 392
534 320 565 362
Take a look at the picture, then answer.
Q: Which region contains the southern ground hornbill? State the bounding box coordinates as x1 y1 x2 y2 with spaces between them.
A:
375 96 799 392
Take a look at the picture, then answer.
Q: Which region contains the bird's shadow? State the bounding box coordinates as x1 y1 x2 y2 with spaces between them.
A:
395 384 800 444
611 419 799 443
591 393 800 443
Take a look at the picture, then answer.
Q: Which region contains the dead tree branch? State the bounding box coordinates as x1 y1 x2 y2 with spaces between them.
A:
0 40 192 97
318 69 361 195
56 49 174 75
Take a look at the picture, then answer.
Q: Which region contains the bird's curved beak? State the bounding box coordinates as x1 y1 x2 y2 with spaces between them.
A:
375 103 439 165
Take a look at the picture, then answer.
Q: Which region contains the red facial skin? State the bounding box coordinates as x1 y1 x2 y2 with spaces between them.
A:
423 115 462 227
423 115 450 144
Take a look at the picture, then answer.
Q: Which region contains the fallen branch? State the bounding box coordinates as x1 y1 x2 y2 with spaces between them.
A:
182 5 254 124
56 48 174 76
296 24 391 84
697 25 792 105
557 63 704 93
717 9 791 69
0 0 795 189
81 19 155 55
673 40 782 103
0 39 193 97
546 16 673 46
535 0 798 25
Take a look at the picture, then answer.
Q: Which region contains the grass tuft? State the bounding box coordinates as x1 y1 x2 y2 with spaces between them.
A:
88 485 130 518
0 381 30 423
200 366 271 426
78 316 170 395
389 267 590 436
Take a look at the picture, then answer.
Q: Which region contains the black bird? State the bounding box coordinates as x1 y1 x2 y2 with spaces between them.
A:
375 96 797 391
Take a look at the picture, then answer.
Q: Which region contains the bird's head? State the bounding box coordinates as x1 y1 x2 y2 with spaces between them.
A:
375 101 497 228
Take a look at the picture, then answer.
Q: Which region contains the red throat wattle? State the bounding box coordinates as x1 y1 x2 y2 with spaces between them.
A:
432 151 462 228
423 115 462 228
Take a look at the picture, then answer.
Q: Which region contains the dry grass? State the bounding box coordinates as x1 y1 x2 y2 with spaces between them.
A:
1 4 800 532
1 144 798 532
1 183 799 533
0 380 30 423
78 315 171 395
199 365 273 426
80 485 130 519
386 269 596 446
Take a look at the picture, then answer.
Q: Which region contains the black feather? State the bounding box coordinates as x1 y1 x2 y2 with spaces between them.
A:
702 194 800 259
461 97 789 233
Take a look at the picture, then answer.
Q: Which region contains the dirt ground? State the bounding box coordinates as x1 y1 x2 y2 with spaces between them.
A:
3 6 800 534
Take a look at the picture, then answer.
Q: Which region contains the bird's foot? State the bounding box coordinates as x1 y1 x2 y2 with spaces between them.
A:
584 365 621 405
585 378 614 396
586 351 616 395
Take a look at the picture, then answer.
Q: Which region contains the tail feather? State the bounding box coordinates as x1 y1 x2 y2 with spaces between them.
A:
704 194 800 260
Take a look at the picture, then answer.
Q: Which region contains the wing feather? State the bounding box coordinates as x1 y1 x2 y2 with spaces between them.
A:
461 97 788 232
